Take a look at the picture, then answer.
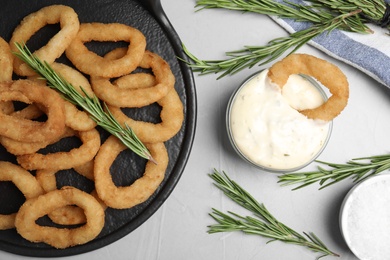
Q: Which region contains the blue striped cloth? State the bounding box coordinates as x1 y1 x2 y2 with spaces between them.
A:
271 1 390 87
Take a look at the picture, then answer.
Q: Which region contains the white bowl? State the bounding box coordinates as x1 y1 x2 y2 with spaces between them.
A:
339 174 390 260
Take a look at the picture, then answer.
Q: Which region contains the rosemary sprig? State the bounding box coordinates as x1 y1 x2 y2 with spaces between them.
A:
13 43 155 163
209 169 339 259
185 0 387 78
278 154 390 190
183 11 358 78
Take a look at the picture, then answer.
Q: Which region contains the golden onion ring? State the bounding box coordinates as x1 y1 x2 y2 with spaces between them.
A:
65 23 146 77
15 186 105 249
267 53 349 121
10 5 79 76
94 136 168 209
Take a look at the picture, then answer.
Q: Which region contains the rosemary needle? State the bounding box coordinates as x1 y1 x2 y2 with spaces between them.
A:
278 154 390 190
209 169 339 259
13 43 155 163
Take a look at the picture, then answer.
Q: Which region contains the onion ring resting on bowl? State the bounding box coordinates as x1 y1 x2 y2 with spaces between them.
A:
267 53 349 121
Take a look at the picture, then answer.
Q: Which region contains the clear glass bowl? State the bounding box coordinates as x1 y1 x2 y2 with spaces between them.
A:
226 70 333 173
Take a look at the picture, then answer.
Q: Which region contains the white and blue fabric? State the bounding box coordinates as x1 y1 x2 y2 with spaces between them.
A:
271 0 390 87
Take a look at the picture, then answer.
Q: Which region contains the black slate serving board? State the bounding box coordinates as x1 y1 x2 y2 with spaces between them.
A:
0 0 196 257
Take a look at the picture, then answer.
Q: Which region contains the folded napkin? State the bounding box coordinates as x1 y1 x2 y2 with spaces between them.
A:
270 1 390 88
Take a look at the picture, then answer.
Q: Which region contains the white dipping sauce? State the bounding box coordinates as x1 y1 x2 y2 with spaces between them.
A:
340 174 390 260
229 69 330 170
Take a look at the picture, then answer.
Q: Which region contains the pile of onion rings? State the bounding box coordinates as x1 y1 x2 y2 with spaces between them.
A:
267 53 349 121
0 4 184 249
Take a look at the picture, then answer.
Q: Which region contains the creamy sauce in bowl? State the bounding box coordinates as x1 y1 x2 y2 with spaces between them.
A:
227 69 332 172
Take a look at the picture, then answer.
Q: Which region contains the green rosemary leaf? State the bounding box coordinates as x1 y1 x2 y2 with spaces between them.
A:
209 169 339 258
13 43 155 163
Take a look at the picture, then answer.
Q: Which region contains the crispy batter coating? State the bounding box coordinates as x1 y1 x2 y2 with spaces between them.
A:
268 53 349 121
91 48 175 107
15 187 105 249
94 136 168 209
65 23 146 78
0 127 75 156
36 169 106 226
108 87 184 143
0 37 13 81
17 128 101 171
10 5 80 76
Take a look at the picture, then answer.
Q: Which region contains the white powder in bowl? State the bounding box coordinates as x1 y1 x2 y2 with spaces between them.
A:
340 174 390 260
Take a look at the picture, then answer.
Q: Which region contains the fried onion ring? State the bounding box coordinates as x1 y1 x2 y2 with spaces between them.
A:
90 48 175 107
0 80 66 143
0 161 44 230
44 190 104 226
10 5 80 76
36 168 88 225
65 23 146 77
107 87 184 143
267 53 349 121
0 127 75 156
17 128 101 171
15 186 105 249
36 169 105 225
0 37 14 114
0 37 13 81
94 136 168 209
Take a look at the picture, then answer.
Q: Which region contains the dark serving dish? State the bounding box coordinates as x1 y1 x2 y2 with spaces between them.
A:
0 0 196 257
